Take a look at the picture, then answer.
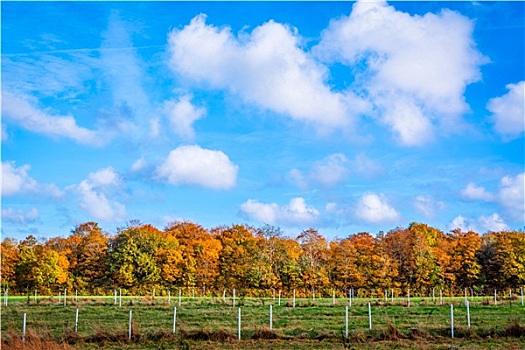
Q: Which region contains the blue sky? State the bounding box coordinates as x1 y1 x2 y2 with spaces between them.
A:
1 1 524 241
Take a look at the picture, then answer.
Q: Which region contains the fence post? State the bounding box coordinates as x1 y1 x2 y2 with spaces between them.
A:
293 289 296 308
238 308 241 340
384 289 387 302
333 289 336 305
494 289 497 305
521 287 524 306
128 310 133 340
368 303 372 330
233 289 236 307
440 289 443 305
179 289 182 306
407 289 410 307
173 307 177 334
22 313 26 343
345 305 348 338
4 289 8 307
450 304 454 338
269 305 273 331
168 290 171 305
466 300 470 328
432 287 435 302
349 289 352 307
391 288 394 302
64 288 67 306
119 289 122 307
34 290 37 302
75 309 79 333
75 289 78 302
278 290 281 306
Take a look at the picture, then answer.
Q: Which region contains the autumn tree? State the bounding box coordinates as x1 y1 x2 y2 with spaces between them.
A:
1 238 19 291
297 228 329 296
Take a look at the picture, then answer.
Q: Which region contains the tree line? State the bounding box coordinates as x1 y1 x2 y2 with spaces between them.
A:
1 221 524 297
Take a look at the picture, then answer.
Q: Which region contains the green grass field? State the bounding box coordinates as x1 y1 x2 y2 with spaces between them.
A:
1 296 524 349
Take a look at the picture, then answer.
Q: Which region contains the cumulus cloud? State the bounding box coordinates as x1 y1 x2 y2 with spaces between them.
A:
1 91 103 146
69 167 126 223
164 95 206 141
487 81 525 141
240 197 320 226
498 172 524 221
287 153 349 189
314 0 485 145
353 153 384 178
449 213 509 232
355 192 400 223
156 145 238 189
1 161 63 197
461 183 495 202
414 195 444 219
1 207 39 224
168 14 363 128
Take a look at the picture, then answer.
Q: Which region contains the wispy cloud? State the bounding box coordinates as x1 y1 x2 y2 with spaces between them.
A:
240 197 320 226
487 81 525 141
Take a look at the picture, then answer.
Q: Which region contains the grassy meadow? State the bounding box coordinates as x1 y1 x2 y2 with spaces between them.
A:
1 295 524 349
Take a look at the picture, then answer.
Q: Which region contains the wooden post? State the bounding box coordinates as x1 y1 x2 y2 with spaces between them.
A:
450 304 454 338
22 313 27 343
172 307 177 334
233 289 236 307
466 300 470 328
75 309 79 333
368 302 372 330
440 289 443 305
333 289 336 305
238 308 241 340
345 305 348 338
128 310 133 340
179 289 182 306
407 289 410 307
269 305 273 331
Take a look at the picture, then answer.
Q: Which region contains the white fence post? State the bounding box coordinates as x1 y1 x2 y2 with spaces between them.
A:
333 289 336 305
269 305 273 331
407 289 410 307
368 303 372 330
114 290 117 305
4 289 8 307
345 305 348 338
521 287 524 306
432 287 435 302
349 289 352 307
75 309 79 333
34 290 37 302
466 300 470 328
128 310 133 340
22 313 27 343
233 289 236 307
173 307 177 334
384 289 387 302
278 290 281 306
168 290 171 305
450 304 454 338
75 289 78 302
119 289 122 307
179 289 182 306
494 289 497 305
238 308 241 340
440 289 443 305
293 289 296 308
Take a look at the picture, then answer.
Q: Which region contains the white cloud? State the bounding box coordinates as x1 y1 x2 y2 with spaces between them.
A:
1 91 103 146
414 195 444 219
1 207 39 224
449 213 509 232
287 153 349 189
314 0 485 145
74 180 125 223
164 95 206 141
69 167 126 223
168 14 362 129
156 145 238 189
353 153 384 178
240 197 320 226
310 153 349 187
87 167 122 188
355 192 400 224
498 172 524 221
461 183 495 202
487 81 525 141
1 161 63 197
131 157 147 172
